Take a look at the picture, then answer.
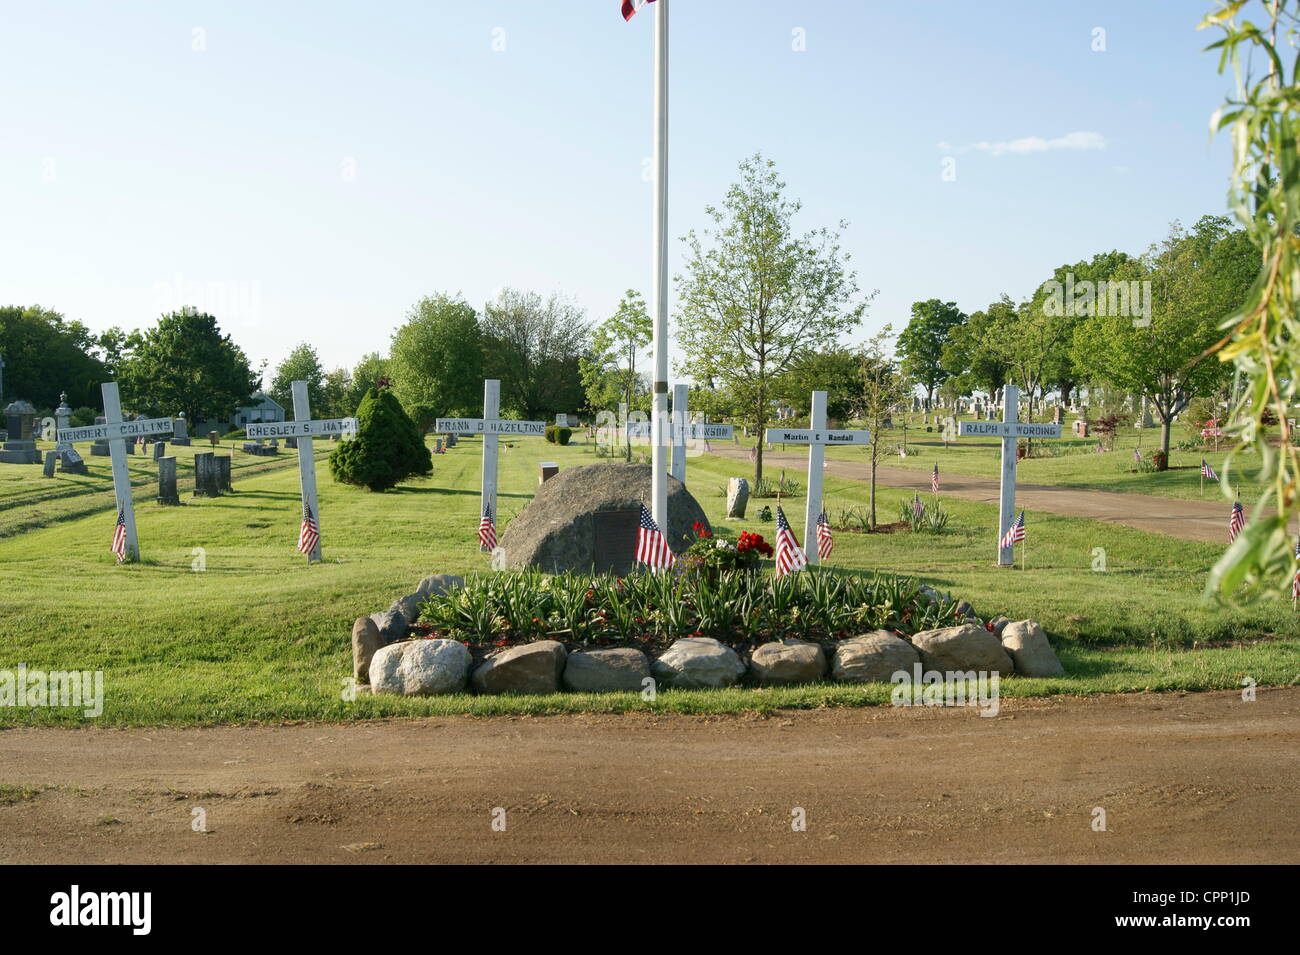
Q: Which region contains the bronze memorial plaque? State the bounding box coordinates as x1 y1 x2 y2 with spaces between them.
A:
592 508 640 575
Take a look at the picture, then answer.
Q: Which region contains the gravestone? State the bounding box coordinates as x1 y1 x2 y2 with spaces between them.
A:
42 451 56 478
193 452 221 497
1052 405 1064 425
1072 419 1090 437
244 381 358 563
157 456 180 505
54 383 170 562
726 477 749 519
539 461 559 484
59 447 88 475
171 413 191 446
765 391 871 565
0 400 40 464
958 384 1065 565
90 417 111 455
216 454 233 492
497 464 709 573
153 440 166 460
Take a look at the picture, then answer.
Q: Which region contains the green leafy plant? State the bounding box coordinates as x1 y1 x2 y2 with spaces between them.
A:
418 567 972 652
1201 0 1300 598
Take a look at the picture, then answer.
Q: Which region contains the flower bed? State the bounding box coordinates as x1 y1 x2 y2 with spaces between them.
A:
417 563 966 657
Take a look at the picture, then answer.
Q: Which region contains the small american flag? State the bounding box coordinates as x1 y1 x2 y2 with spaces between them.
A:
748 447 757 463
297 504 319 555
1291 536 1300 603
1228 500 1245 543
913 494 924 520
635 503 674 569
815 510 833 560
1202 459 1219 480
1133 448 1142 464
774 506 807 577
1000 510 1026 550
621 0 655 20
110 505 127 563
478 503 497 552
931 464 940 494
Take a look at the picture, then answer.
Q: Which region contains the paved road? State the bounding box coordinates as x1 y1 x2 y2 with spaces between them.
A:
1 689 1294 864
708 444 1246 543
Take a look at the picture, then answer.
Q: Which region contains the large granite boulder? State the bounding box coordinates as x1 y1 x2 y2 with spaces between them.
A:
497 464 709 574
652 637 746 689
472 640 567 695
352 616 383 684
562 648 651 693
369 639 472 696
911 624 1014 675
1000 620 1066 677
832 631 921 683
749 639 826 684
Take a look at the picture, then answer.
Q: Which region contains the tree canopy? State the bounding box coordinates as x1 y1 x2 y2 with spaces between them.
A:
118 309 257 423
675 153 870 480
389 293 484 420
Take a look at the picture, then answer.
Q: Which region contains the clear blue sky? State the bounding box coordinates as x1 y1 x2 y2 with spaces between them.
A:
0 0 1236 381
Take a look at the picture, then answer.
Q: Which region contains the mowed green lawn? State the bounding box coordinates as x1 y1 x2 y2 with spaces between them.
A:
0 433 1295 727
819 419 1262 503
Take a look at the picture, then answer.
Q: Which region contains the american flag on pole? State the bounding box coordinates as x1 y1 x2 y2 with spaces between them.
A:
1291 536 1300 603
913 494 924 520
748 447 757 463
478 503 497 552
297 504 319 555
110 504 127 563
635 502 674 569
621 0 654 20
931 463 940 494
1228 499 1245 543
1202 459 1219 480
774 505 807 577
815 509 833 560
1133 447 1142 464
1000 510 1026 549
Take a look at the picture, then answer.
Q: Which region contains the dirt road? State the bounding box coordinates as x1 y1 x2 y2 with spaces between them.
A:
2 688 1296 864
707 444 1249 543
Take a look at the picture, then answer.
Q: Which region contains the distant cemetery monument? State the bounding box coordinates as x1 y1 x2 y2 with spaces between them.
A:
0 400 40 464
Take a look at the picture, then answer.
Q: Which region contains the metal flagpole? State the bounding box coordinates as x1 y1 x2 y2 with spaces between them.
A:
649 0 670 538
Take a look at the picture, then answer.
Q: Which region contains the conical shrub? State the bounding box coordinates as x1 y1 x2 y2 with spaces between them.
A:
329 386 432 492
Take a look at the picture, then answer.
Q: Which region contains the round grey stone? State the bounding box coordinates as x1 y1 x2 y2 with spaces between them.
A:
369 639 471 696
562 648 651 693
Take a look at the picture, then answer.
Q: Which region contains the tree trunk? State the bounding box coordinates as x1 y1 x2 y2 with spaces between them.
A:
755 442 763 484
1159 416 1172 469
869 455 878 528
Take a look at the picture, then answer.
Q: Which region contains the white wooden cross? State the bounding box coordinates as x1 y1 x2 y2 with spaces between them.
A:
56 381 173 563
247 380 358 563
436 379 546 532
765 390 871 565
957 383 1062 566
627 384 734 486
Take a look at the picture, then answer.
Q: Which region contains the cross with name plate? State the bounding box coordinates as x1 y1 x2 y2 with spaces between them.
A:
247 380 358 563
436 379 546 536
765 390 872 565
626 385 735 485
56 381 173 563
957 383 1062 566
